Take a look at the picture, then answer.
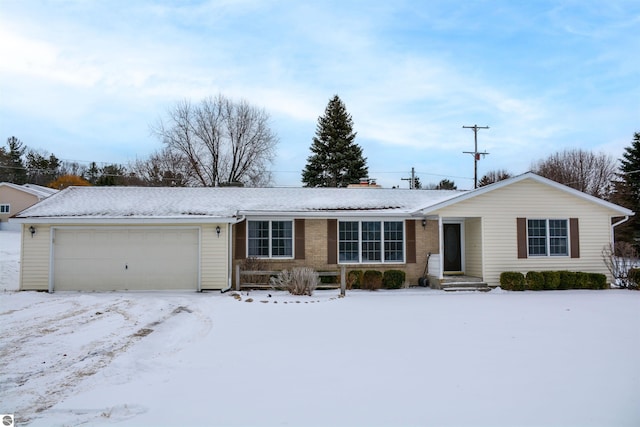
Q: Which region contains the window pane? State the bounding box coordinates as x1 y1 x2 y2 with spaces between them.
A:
339 222 359 262
248 221 269 257
384 222 404 262
361 222 381 262
272 221 292 257
528 219 547 256
549 219 568 256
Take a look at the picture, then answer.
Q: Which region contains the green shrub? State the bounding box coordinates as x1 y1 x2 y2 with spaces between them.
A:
319 272 339 284
363 270 383 291
347 270 363 289
588 273 608 289
382 270 405 289
500 272 525 291
558 271 575 290
628 268 640 290
542 271 560 290
575 272 591 289
525 271 545 290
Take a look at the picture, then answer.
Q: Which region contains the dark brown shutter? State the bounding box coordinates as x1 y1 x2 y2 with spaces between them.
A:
327 219 337 264
570 218 580 258
406 220 416 263
517 218 527 259
235 220 246 260
295 219 305 260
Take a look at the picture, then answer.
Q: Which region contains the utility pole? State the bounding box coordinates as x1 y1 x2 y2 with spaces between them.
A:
462 124 489 189
401 167 417 189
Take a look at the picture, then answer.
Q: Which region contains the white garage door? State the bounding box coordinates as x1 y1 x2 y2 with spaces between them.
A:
53 228 199 291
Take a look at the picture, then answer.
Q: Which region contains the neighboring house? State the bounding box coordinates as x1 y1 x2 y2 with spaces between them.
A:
0 183 58 230
12 172 632 292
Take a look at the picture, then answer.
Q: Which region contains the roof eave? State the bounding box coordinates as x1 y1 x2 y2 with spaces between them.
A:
10 216 239 225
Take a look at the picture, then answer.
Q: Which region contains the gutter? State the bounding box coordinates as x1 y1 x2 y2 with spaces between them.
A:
611 215 631 246
221 213 246 293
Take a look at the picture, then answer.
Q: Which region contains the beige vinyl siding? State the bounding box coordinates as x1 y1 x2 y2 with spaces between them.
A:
433 178 618 286
200 223 229 290
0 186 39 223
20 224 51 291
464 217 483 278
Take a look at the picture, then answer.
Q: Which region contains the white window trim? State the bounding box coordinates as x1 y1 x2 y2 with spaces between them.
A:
527 218 569 257
338 219 406 264
246 219 295 259
0 204 9 214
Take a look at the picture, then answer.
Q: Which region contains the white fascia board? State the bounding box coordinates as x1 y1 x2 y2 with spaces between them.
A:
10 216 238 225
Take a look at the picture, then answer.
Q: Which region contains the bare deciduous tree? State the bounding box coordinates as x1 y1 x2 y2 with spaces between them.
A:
151 94 277 187
130 147 190 187
532 149 616 198
602 242 639 288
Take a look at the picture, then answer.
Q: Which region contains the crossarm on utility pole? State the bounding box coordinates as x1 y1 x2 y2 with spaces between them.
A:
462 124 490 189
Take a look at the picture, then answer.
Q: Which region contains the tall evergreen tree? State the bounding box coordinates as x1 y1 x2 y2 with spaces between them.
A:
302 95 367 187
613 131 640 245
3 136 27 184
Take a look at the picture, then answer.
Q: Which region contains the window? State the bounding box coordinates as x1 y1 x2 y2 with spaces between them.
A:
0 204 9 214
527 219 568 256
338 220 404 263
248 220 292 258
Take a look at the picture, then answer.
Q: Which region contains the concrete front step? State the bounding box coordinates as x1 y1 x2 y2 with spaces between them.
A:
443 286 491 292
440 281 490 292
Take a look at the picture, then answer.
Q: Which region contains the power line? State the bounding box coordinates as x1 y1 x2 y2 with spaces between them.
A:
462 124 490 189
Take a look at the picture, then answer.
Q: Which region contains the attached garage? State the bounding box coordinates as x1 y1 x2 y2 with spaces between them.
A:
52 227 200 291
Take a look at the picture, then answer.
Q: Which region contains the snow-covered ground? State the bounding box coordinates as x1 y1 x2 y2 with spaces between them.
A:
1 230 639 426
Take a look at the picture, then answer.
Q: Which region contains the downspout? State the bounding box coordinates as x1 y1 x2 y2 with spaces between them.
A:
438 216 444 280
611 216 630 246
221 213 246 293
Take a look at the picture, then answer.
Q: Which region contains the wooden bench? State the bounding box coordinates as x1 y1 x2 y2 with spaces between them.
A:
235 265 346 295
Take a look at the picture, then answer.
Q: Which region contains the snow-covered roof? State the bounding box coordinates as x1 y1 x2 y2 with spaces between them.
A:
14 186 464 222
0 182 59 199
21 183 59 198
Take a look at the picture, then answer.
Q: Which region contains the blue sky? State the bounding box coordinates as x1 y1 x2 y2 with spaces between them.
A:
1 0 638 189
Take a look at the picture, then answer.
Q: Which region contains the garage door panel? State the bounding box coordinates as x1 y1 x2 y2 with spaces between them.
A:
53 228 199 291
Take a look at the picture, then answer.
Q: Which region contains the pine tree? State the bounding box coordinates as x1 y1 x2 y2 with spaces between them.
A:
302 95 367 187
4 136 27 184
614 132 640 245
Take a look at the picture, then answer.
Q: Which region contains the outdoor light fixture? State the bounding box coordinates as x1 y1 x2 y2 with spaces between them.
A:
422 219 427 228
29 225 36 237
216 226 221 237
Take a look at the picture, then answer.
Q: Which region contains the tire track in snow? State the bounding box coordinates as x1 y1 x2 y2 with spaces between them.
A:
0 296 198 425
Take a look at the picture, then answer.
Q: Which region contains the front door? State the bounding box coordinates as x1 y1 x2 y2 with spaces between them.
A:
443 223 462 273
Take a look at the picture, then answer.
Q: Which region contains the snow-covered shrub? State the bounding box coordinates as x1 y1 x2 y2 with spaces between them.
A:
270 267 319 296
627 268 640 290
602 242 639 288
363 270 383 291
500 272 525 291
382 270 405 289
347 270 363 289
525 271 545 290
